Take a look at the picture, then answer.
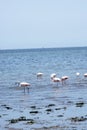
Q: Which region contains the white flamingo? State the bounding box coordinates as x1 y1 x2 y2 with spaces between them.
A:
50 73 56 79
15 81 31 93
61 76 69 85
76 72 80 76
52 77 61 86
84 73 87 77
76 72 80 82
37 72 43 79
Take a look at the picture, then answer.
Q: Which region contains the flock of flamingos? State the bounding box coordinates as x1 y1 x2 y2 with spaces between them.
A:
15 72 87 92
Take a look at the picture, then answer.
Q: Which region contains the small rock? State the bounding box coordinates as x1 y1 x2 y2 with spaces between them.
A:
76 102 84 107
69 116 87 122
57 115 63 117
46 108 52 112
30 106 36 109
30 111 39 114
26 119 35 125
47 104 55 107
10 119 18 123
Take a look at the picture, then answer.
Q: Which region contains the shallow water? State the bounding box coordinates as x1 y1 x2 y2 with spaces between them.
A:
0 47 87 130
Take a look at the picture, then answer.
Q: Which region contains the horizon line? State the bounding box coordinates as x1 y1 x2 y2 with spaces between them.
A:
0 46 87 51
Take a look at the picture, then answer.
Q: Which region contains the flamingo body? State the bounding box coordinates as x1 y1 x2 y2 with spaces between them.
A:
52 77 61 86
76 72 80 76
50 73 56 79
37 72 43 78
15 81 31 93
20 82 31 87
61 76 68 80
84 73 87 77
61 76 69 85
52 77 61 82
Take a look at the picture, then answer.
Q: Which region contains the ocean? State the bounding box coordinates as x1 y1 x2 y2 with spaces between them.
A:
0 47 87 130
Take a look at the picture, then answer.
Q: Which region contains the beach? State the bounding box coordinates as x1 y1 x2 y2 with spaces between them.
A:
0 47 87 130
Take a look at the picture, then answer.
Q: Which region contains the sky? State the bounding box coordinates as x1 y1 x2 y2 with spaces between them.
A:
0 0 87 49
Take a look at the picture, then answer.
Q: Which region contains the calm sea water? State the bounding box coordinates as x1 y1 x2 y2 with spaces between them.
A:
0 47 87 130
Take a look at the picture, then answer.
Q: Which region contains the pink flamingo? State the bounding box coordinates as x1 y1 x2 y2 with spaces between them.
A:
52 77 61 86
61 76 69 85
16 81 31 93
84 73 87 77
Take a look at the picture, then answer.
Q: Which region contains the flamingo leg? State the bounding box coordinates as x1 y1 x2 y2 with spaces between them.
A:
57 82 58 86
27 87 29 93
24 87 25 93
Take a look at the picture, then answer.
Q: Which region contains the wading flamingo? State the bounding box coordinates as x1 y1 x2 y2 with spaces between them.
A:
76 72 80 76
76 72 80 82
37 72 43 79
50 73 56 79
84 73 87 77
61 76 69 85
52 77 61 86
16 81 31 93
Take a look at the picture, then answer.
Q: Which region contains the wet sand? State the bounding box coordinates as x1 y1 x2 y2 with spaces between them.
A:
0 81 87 130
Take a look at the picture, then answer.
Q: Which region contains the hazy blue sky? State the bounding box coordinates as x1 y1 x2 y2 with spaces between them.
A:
0 0 87 49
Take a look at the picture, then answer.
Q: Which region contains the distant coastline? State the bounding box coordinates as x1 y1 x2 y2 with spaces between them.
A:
0 46 87 51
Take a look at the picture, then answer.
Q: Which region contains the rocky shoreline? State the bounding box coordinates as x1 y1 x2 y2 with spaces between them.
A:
0 100 87 130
